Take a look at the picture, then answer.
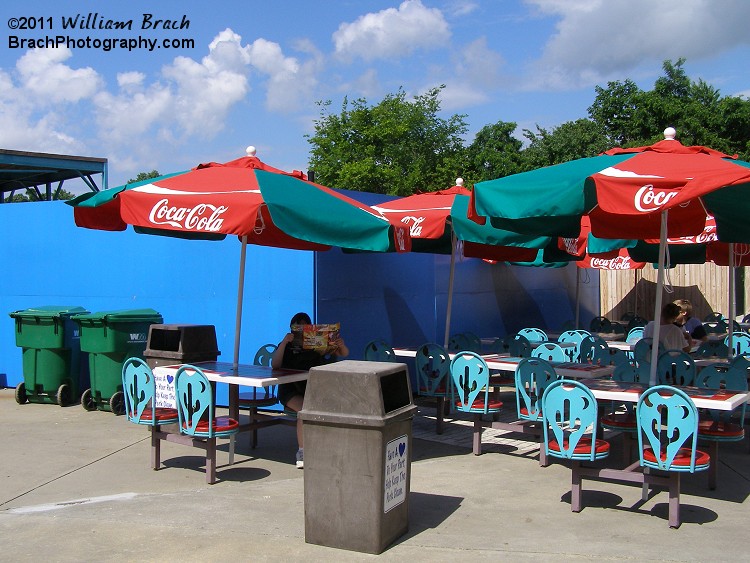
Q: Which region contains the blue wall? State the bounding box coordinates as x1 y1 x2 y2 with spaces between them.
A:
0 197 600 393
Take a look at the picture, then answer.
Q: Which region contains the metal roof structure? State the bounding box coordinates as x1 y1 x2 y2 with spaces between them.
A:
0 148 107 202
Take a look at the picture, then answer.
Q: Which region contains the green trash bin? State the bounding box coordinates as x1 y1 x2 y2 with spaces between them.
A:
72 308 163 414
9 305 89 406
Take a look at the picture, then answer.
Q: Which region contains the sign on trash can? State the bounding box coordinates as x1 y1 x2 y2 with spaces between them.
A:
300 360 417 554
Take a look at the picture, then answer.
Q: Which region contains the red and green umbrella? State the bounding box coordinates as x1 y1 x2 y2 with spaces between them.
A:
469 129 750 383
69 148 410 368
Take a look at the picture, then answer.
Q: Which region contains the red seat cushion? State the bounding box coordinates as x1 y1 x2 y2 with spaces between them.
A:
643 447 711 467
455 398 503 410
548 436 610 455
184 416 239 433
519 406 540 417
697 420 745 438
600 412 637 429
133 407 178 422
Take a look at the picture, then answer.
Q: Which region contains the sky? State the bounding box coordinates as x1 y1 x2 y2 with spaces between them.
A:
2 0 749 191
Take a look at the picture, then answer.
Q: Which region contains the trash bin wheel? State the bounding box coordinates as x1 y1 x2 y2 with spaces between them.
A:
110 391 125 416
15 382 28 405
81 388 97 411
56 383 71 407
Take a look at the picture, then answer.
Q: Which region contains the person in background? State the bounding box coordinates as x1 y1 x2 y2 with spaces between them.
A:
644 302 692 353
272 312 349 468
673 298 708 342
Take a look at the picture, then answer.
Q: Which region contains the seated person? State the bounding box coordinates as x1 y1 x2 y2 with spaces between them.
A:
272 312 349 468
673 298 708 342
644 302 692 353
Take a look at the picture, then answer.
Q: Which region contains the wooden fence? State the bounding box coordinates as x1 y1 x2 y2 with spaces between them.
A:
599 264 748 322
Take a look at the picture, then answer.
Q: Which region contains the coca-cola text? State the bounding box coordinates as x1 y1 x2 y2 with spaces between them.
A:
148 199 227 232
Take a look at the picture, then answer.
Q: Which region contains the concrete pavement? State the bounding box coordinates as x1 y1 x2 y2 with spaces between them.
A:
2 388 750 562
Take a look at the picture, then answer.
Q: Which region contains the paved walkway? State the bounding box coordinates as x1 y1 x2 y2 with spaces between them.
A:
2 388 750 561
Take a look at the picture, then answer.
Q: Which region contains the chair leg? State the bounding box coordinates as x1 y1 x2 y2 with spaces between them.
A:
668 473 681 528
707 441 719 490
472 416 483 455
435 397 444 435
228 435 235 466
251 406 259 449
150 427 161 470
538 436 549 467
571 461 583 512
206 438 217 485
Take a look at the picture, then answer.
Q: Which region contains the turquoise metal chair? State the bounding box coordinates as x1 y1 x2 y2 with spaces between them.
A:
704 320 729 335
541 379 610 516
704 312 726 322
695 340 729 359
589 316 613 333
578 335 610 365
531 342 567 363
462 332 483 353
725 332 750 356
175 364 240 484
239 343 280 448
694 363 747 489
636 385 710 527
515 357 559 422
448 332 481 353
633 337 664 366
122 357 179 428
517 327 548 343
600 362 643 434
415 342 452 434
508 334 532 358
626 326 645 344
558 330 589 361
656 349 696 386
451 351 503 455
363 339 396 361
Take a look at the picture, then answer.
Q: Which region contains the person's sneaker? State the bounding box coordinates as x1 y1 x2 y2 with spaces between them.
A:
295 448 304 469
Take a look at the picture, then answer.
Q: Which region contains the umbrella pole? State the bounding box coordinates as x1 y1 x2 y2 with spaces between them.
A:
443 231 457 349
233 236 248 370
649 211 668 386
728 243 735 357
575 266 581 330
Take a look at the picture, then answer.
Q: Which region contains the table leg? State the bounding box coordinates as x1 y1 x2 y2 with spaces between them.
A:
229 384 239 421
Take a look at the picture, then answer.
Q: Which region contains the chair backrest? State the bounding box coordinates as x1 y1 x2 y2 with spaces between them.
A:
636 385 702 472
743 313 750 324
694 363 748 423
364 339 396 361
253 343 278 367
558 330 587 361
122 357 160 425
489 337 508 355
415 342 451 396
620 311 636 323
704 312 726 322
175 364 216 437
626 326 645 344
612 361 643 383
633 337 664 365
542 379 603 461
447 333 470 352
730 353 750 374
626 316 648 334
656 349 696 386
517 327 548 343
704 320 729 335
462 332 483 353
695 340 729 358
531 342 567 363
515 357 559 421
725 332 750 356
589 316 613 333
508 334 532 358
450 351 491 413
578 335 610 365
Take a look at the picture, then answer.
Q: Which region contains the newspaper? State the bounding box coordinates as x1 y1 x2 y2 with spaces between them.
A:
290 323 340 352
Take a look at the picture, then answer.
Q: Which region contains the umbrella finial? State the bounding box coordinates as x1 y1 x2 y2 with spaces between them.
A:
456 178 464 186
246 145 257 157
663 127 676 140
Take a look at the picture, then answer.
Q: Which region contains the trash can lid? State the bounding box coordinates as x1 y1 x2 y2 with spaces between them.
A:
9 305 89 319
71 308 163 323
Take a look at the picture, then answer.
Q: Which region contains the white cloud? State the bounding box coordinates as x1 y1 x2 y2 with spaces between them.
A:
527 0 750 89
333 0 450 61
15 47 102 104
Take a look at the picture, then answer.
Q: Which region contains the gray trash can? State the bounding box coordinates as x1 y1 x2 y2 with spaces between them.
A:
143 324 220 368
300 360 417 554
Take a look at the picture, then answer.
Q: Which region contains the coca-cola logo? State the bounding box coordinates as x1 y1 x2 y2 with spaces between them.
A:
634 184 678 212
400 215 426 237
590 255 633 270
395 226 408 251
561 237 578 255
148 198 227 232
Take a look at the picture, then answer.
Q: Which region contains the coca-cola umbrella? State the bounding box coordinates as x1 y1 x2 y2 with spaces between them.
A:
470 128 750 384
68 147 410 368
370 182 546 346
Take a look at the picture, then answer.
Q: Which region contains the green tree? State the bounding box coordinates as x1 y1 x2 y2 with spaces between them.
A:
128 170 160 184
521 119 610 169
464 120 524 182
306 86 469 195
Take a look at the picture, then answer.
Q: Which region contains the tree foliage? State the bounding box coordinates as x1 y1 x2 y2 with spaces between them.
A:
307 59 750 192
127 170 161 184
306 86 468 196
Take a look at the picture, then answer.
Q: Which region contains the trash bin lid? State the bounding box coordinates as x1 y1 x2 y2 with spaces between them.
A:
71 308 163 323
9 305 88 319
